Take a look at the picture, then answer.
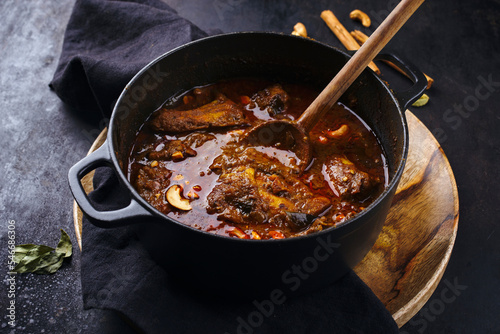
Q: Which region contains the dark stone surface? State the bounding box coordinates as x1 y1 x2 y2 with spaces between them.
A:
0 0 499 333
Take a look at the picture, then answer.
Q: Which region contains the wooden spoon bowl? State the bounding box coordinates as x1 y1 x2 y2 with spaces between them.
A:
240 119 311 171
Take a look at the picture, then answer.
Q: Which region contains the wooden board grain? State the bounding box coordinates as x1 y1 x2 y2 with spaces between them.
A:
353 111 459 326
73 111 458 327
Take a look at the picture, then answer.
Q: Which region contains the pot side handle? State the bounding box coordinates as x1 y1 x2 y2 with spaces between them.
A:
68 142 153 228
374 52 428 110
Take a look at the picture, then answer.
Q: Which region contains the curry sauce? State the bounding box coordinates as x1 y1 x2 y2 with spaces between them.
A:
128 78 388 239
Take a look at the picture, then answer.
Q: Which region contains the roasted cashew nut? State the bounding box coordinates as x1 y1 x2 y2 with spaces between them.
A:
166 185 192 211
350 9 371 28
326 124 349 138
291 22 308 37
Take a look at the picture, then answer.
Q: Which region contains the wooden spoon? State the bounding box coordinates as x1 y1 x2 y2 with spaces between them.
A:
243 0 425 171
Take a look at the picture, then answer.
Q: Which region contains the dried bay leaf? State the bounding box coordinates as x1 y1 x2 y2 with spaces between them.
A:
13 245 56 273
412 93 429 107
30 252 65 275
13 244 54 264
56 229 72 258
13 229 73 275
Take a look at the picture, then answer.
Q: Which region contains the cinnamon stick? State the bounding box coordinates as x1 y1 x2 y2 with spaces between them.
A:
320 10 381 75
351 29 434 89
350 30 370 44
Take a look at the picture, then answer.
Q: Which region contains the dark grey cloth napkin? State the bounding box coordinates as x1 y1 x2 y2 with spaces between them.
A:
50 0 207 117
51 0 399 333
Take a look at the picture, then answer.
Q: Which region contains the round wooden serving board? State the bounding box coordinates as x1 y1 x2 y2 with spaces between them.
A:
73 111 459 328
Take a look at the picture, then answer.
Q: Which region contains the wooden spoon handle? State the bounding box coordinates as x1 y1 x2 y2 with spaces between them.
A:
298 0 425 132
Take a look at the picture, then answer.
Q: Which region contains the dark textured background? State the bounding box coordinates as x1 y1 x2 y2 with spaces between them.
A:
1 0 499 333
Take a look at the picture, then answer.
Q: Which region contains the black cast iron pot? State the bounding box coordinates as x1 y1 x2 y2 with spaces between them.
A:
69 32 427 298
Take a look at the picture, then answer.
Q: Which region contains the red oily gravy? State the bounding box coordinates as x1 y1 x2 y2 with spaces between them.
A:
127 78 388 240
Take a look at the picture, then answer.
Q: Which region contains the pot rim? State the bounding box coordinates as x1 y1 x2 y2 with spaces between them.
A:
108 31 409 242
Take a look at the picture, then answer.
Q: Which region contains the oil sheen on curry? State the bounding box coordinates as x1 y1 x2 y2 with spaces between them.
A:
128 79 388 240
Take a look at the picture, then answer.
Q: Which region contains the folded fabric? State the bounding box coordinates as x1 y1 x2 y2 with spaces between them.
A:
49 0 207 117
51 0 399 332
81 166 398 334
